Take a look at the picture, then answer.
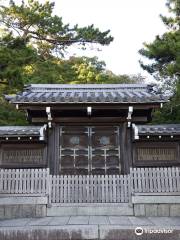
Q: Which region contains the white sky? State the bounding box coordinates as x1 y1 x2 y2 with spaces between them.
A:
54 0 168 81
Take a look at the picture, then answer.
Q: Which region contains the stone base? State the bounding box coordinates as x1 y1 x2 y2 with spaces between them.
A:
0 204 47 219
134 203 180 217
0 225 180 240
132 195 180 217
47 203 133 216
0 196 48 219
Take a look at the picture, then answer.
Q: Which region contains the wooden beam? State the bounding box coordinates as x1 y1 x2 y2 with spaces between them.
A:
31 116 148 123
16 103 162 111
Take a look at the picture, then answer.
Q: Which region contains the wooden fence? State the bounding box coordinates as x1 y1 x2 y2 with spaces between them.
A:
50 174 131 203
0 168 50 195
130 167 180 193
0 167 180 203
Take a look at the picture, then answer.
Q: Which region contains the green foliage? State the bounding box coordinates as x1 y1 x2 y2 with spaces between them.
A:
139 0 180 123
54 57 144 84
0 100 27 125
152 82 180 123
139 32 180 80
139 0 180 81
0 0 113 57
0 33 37 90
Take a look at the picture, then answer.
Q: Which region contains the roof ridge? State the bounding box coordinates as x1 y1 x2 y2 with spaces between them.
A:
137 124 180 127
26 83 149 91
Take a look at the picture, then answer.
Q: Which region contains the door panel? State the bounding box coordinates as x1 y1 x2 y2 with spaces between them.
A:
91 126 120 175
59 126 121 175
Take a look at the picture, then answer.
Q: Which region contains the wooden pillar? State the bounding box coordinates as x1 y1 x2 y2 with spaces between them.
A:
120 122 133 174
47 124 59 175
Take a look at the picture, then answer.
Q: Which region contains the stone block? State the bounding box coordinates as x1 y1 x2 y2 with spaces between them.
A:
109 216 131 225
170 204 180 217
99 225 180 240
128 216 154 226
78 206 133 216
0 196 48 205
0 206 5 219
134 204 145 216
28 217 52 226
2 204 47 219
68 216 89 225
47 204 133 217
145 204 158 217
0 225 99 240
0 218 30 227
89 216 109 225
21 205 36 218
148 217 180 228
157 204 170 217
48 217 70 226
47 206 77 216
4 205 21 219
132 195 180 204
99 225 136 240
36 205 47 217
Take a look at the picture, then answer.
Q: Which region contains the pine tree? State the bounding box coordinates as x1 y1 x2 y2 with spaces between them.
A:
139 0 180 123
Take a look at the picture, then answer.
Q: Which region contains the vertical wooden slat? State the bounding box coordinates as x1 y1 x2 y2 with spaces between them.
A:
86 175 90 203
90 175 93 203
79 175 82 203
0 169 3 193
4 169 7 193
105 175 109 203
168 167 173 192
176 167 180 192
171 167 176 192
15 169 18 193
153 168 158 192
116 175 120 202
120 175 123 202
112 175 116 203
11 169 15 194
83 175 86 203
98 175 101 203
164 168 169 192
101 175 105 203
60 175 63 203
156 168 161 192
52 175 55 203
75 175 78 203
134 168 138 193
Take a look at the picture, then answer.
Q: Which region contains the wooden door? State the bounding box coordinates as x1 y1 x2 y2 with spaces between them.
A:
59 126 121 175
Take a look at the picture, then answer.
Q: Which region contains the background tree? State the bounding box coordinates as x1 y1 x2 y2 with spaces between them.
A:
0 0 144 125
0 0 113 88
139 0 180 123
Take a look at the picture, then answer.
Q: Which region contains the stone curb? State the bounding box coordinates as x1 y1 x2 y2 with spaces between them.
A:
0 225 180 240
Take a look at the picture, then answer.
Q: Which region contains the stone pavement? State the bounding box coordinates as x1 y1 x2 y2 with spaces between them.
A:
0 216 180 239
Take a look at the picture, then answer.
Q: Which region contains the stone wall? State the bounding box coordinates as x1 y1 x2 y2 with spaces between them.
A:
134 203 180 217
0 196 47 219
132 195 180 217
0 204 46 219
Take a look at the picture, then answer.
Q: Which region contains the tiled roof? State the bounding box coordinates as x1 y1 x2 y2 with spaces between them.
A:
8 84 167 104
0 126 46 140
133 124 180 138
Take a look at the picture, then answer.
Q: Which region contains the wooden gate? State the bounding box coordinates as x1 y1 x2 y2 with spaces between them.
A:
59 126 121 175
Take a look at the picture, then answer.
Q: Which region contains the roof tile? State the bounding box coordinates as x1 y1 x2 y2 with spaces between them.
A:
9 84 167 104
135 124 180 136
